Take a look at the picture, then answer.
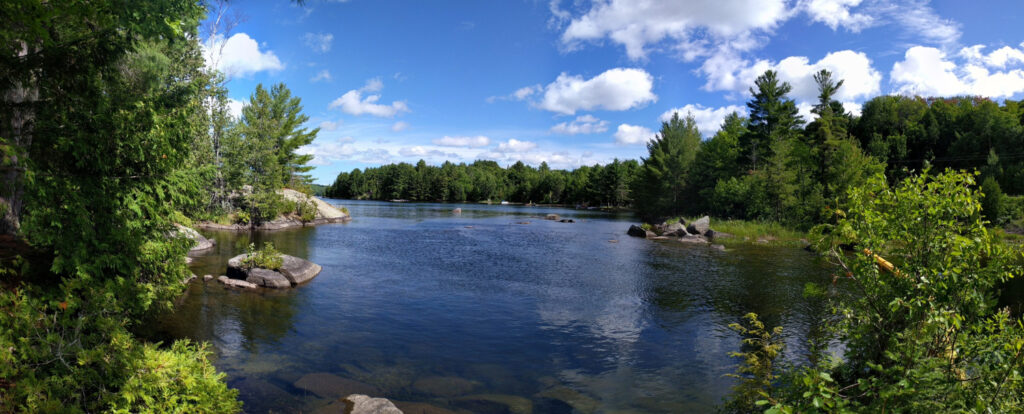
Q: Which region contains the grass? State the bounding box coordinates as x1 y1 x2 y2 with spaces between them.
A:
662 217 808 247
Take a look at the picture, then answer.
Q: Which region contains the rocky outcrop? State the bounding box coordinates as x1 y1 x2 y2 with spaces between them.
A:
226 253 322 288
687 216 710 235
343 394 403 414
173 224 215 254
196 189 351 232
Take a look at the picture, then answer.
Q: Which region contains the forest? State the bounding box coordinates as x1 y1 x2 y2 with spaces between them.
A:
328 69 1024 230
2 0 1024 413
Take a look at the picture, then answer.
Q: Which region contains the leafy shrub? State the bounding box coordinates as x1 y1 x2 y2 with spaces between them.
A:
296 199 317 222
168 210 192 227
981 176 1005 224
242 242 283 270
723 313 785 414
640 222 653 231
234 210 251 225
109 340 242 413
726 170 1024 412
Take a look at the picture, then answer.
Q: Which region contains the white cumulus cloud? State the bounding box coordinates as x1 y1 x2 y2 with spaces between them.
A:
432 135 491 147
659 104 746 137
614 124 655 145
202 33 284 77
891 45 1024 98
535 68 657 115
496 139 538 153
802 0 874 31
329 78 409 118
550 115 609 135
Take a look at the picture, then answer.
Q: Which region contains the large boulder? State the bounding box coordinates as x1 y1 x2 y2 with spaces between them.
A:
661 222 687 237
687 216 711 235
343 394 403 414
627 225 647 238
278 188 350 222
173 224 215 254
226 253 322 288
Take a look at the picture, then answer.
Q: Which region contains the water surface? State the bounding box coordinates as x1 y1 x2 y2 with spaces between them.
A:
155 200 835 413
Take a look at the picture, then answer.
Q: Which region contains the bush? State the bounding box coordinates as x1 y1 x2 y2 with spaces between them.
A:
109 340 242 413
242 242 283 270
725 170 1024 412
981 176 1005 224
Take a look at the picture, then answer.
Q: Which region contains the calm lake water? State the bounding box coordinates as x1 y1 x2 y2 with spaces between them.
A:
153 200 836 413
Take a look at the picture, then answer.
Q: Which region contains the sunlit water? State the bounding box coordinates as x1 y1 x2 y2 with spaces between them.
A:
150 200 836 413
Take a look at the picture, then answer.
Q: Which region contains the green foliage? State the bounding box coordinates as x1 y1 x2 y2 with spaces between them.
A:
234 210 251 225
727 170 1024 412
632 112 703 220
242 242 284 271
723 313 786 414
109 340 242 413
982 176 1006 224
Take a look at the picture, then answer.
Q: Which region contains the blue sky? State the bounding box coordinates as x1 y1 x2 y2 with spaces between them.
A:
201 0 1024 184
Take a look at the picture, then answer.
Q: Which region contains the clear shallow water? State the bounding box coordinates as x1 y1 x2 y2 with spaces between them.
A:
152 200 835 413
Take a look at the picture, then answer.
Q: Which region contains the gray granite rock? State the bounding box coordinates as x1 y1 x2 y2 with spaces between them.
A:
687 216 711 235
343 394 403 414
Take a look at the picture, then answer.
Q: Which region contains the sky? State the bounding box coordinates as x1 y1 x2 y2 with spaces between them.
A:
201 0 1024 184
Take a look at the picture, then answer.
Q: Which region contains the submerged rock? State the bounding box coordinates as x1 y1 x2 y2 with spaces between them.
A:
711 244 726 251
413 376 479 397
343 394 403 414
686 216 711 235
679 234 709 244
453 394 533 414
294 373 381 400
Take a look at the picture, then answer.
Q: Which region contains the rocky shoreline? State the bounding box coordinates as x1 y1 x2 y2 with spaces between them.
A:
627 216 731 248
196 189 351 231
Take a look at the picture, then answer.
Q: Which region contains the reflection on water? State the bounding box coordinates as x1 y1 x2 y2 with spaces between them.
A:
150 200 836 413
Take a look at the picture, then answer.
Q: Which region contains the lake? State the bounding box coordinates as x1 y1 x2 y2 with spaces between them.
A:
153 200 835 413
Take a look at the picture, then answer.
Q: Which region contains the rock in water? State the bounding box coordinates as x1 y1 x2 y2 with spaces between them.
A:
687 216 711 235
544 214 560 221
226 253 323 288
627 225 647 237
452 208 462 214
217 275 257 289
294 373 381 399
679 234 709 244
173 224 215 254
343 394 403 414
661 222 687 237
247 268 291 288
413 376 479 397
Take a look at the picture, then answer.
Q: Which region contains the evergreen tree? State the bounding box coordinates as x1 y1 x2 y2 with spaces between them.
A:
743 70 804 170
632 113 703 220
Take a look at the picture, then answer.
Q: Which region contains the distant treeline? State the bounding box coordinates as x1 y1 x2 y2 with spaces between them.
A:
328 70 1024 228
326 159 639 207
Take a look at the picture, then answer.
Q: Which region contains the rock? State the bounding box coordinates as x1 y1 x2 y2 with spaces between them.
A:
711 244 726 251
393 401 461 414
661 222 687 237
226 253 322 288
233 378 299 411
278 188 350 221
678 234 709 244
295 373 381 399
182 273 197 284
686 216 711 235
644 230 657 238
413 376 478 397
184 256 193 264
627 225 647 238
217 275 257 289
343 394 403 414
536 386 599 414
173 224 216 254
452 208 462 214
278 254 323 285
247 268 291 288
203 274 213 281
544 214 560 221
650 236 671 240
559 218 575 223
454 394 533 414
705 229 733 239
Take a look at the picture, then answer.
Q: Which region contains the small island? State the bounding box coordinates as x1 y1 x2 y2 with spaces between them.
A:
219 243 322 289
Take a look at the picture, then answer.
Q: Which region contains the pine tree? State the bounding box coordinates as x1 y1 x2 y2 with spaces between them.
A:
632 113 702 220
743 70 804 171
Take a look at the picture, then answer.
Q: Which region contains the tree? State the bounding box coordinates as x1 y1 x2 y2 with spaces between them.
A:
690 112 747 214
632 113 702 220
743 70 804 171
